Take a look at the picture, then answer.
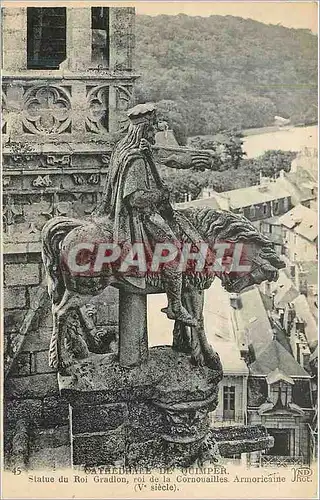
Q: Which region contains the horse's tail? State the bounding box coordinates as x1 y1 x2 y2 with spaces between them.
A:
41 217 82 305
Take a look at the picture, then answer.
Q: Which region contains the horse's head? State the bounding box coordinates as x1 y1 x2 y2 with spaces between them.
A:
180 207 286 294
220 243 285 293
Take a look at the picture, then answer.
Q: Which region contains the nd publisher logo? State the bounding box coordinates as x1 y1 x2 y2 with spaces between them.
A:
291 467 313 482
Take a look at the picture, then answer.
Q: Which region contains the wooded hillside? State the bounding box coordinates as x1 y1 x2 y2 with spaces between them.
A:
134 14 317 143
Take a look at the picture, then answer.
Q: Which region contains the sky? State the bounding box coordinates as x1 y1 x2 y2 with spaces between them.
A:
3 1 318 34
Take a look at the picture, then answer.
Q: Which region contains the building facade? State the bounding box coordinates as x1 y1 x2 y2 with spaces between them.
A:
2 5 137 468
279 205 318 262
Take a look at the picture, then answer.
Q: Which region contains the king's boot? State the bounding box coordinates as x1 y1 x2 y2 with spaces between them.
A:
161 269 197 327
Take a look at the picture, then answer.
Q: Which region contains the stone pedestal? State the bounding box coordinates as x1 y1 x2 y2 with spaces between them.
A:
59 346 223 468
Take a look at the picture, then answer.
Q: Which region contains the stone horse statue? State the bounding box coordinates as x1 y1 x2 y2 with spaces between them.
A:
42 206 285 373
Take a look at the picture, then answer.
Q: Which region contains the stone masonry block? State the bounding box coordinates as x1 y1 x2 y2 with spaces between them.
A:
3 253 28 264
28 445 71 470
72 427 125 466
21 329 52 352
10 352 31 377
5 264 40 286
72 403 127 435
5 398 43 425
3 7 27 30
4 310 26 333
68 7 90 27
4 287 27 309
34 350 56 374
3 49 26 72
42 395 69 427
26 252 42 264
126 439 166 468
6 373 59 399
32 425 70 451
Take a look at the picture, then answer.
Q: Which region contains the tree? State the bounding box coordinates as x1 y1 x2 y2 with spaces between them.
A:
162 149 298 202
134 14 317 135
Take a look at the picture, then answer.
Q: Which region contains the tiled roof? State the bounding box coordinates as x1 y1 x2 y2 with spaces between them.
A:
292 294 318 345
216 183 291 209
250 340 310 377
273 269 300 309
235 286 273 357
277 169 316 205
213 340 248 375
279 204 318 241
177 196 220 210
179 182 291 211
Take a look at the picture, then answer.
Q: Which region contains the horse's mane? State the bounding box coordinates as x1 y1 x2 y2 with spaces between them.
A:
178 207 272 246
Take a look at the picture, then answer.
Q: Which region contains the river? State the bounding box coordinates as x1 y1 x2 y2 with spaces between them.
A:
242 125 318 158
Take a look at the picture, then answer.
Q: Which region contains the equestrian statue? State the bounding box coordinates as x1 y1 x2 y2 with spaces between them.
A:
41 103 285 374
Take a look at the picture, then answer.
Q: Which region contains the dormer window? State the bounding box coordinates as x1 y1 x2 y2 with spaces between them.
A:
270 381 292 406
267 369 294 407
249 205 255 218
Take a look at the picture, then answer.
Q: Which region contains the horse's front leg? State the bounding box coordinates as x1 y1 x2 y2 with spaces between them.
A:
184 290 206 366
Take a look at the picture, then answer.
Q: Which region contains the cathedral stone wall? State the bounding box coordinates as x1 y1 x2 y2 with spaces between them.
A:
2 5 136 466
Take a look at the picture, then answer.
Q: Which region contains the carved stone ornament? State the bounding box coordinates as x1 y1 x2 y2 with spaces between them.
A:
3 176 11 187
32 175 52 187
71 173 100 186
72 173 86 185
3 196 23 230
101 153 111 165
86 85 109 133
22 85 71 135
88 173 100 185
115 85 133 132
46 154 71 166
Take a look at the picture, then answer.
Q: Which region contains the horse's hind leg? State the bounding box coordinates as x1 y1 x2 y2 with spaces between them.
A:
172 290 204 363
194 292 222 371
181 290 221 370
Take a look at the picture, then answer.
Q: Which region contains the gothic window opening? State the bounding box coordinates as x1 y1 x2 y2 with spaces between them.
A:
27 7 67 69
223 386 235 420
91 7 110 66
